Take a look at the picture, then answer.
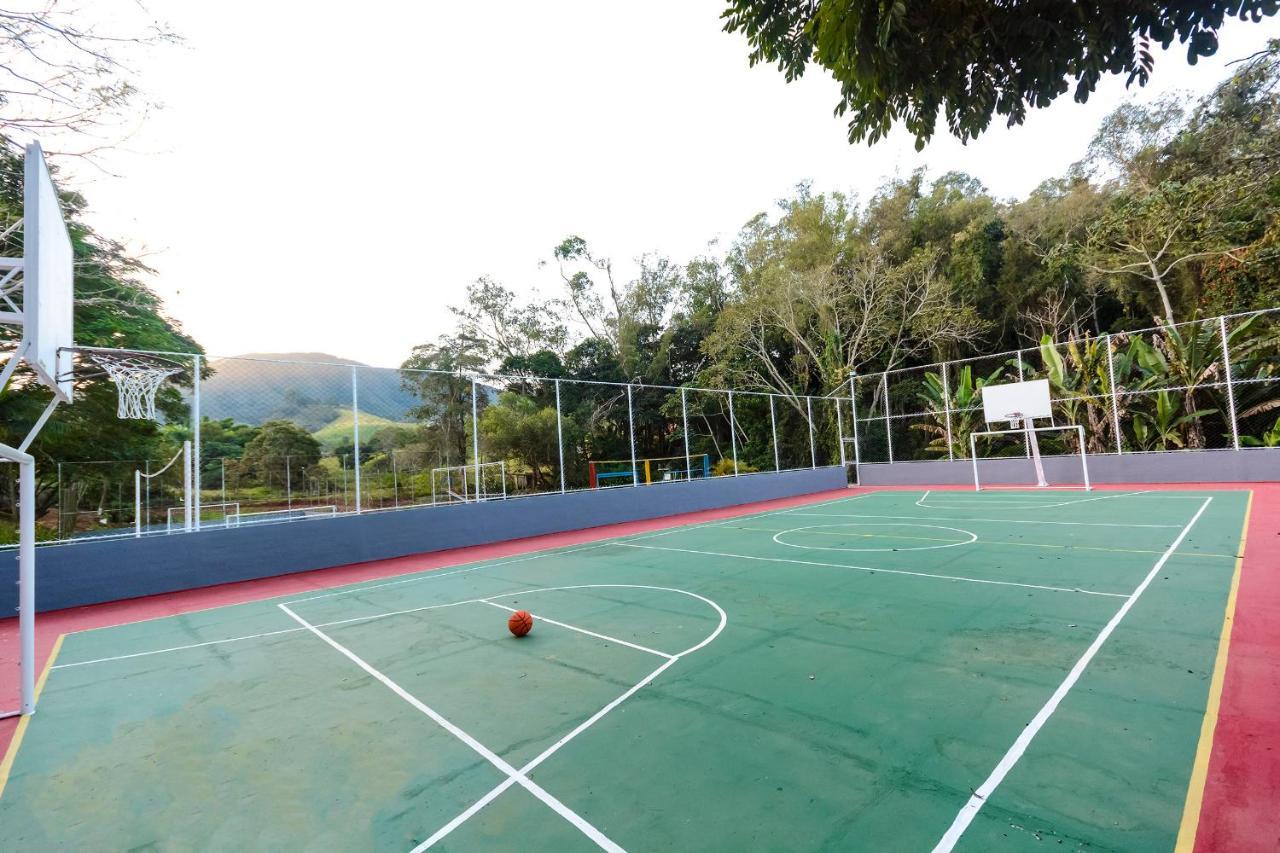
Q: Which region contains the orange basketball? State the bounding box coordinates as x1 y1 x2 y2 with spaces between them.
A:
508 610 533 637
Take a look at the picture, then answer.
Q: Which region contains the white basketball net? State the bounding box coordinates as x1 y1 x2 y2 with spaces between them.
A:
90 353 182 420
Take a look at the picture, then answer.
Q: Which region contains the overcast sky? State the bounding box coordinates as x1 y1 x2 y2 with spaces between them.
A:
68 3 1280 367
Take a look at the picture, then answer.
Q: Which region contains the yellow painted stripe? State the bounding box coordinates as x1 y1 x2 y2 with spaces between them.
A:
1175 490 1254 852
0 633 66 800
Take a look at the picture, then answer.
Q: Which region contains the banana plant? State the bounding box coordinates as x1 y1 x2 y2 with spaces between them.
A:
1241 415 1280 448
1035 334 1114 454
910 364 1005 459
1131 390 1217 450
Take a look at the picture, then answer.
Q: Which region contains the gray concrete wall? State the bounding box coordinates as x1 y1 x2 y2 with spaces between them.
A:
856 447 1280 486
6 466 847 613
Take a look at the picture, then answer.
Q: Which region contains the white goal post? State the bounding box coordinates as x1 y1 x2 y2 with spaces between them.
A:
970 424 1091 491
973 380 1091 491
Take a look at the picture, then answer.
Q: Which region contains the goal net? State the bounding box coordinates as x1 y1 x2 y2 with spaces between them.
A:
972 380 1091 491
431 461 507 504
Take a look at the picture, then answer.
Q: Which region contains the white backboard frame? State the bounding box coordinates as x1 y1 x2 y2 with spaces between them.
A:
981 379 1050 424
24 141 74 402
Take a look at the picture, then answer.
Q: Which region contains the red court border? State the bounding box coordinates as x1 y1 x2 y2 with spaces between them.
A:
2 482 1276 850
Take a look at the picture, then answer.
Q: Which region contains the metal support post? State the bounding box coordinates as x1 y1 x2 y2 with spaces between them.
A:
471 379 481 497
882 372 893 463
769 395 780 471
1104 334 1123 455
1220 316 1240 450
192 354 202 531
554 379 566 493
806 396 816 469
182 440 193 532
681 387 692 480
351 367 362 513
728 391 739 475
626 384 638 486
849 374 861 466
941 364 954 461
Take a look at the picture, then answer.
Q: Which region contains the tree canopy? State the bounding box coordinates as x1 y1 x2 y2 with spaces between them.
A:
721 1 1279 148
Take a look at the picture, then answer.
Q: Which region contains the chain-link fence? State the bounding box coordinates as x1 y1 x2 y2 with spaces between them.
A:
850 309 1280 464
8 353 851 545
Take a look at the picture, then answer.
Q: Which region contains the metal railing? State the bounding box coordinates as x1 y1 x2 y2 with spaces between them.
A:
848 308 1280 464
11 354 851 545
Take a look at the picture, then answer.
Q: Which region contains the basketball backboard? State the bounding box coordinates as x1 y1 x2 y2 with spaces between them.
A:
981 379 1051 424
23 142 74 402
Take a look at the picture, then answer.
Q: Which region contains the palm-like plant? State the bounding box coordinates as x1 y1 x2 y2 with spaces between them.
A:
1031 334 1114 454
910 365 1005 459
1131 390 1217 450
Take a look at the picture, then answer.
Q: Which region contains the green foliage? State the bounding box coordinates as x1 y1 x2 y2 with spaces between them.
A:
240 420 322 484
478 393 564 490
711 457 759 477
721 2 1278 148
910 365 1005 459
1241 415 1280 447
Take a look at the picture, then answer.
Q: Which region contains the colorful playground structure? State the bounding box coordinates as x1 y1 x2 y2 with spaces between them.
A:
588 453 711 488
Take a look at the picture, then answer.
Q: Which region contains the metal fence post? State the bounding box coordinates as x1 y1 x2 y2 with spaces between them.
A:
286 455 292 511
1105 333 1123 455
728 390 739 475
351 366 362 513
626 383 638 486
769 394 780 470
681 387 692 479
192 353 201 531
835 392 846 467
554 379 566 493
1220 316 1240 450
182 440 192 532
882 372 893 463
390 449 399 507
134 469 141 538
806 396 817 469
1016 350 1029 458
849 374 861 466
471 378 482 498
941 363 954 461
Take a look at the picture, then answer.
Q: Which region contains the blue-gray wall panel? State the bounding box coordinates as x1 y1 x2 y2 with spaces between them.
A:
7 467 847 613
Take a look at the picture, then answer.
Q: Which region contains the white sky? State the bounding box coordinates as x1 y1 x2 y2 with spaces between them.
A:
65 3 1280 367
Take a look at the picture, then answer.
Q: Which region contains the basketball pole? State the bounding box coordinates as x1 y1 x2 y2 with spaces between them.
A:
0 444 37 717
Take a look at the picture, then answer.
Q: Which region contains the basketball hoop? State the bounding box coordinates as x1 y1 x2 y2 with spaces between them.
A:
86 351 184 420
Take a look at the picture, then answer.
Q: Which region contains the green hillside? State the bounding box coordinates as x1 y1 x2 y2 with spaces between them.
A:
312 408 413 451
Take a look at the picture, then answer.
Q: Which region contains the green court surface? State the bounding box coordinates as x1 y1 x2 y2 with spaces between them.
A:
0 489 1250 851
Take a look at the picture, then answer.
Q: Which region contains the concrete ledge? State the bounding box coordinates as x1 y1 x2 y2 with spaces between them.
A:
856 447 1280 487
7 466 847 613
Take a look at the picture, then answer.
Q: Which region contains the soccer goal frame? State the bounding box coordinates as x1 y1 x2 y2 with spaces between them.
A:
970 423 1091 491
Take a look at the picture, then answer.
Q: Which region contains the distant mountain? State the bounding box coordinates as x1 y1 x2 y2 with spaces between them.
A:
200 352 421 429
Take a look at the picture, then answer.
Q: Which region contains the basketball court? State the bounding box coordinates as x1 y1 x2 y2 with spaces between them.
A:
0 486 1259 851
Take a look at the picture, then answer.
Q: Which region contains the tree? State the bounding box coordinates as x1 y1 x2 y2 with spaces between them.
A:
240 421 321 485
0 4 178 151
720 1 1278 148
400 335 488 466
479 392 563 490
450 276 567 364
0 144 200 524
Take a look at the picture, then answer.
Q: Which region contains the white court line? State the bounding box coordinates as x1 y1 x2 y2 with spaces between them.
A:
789 511 1180 529
52 599 487 670
416 585 728 850
917 490 1152 510
283 493 874 607
481 601 674 660
278 602 626 852
929 496 1213 852
618 542 1126 598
